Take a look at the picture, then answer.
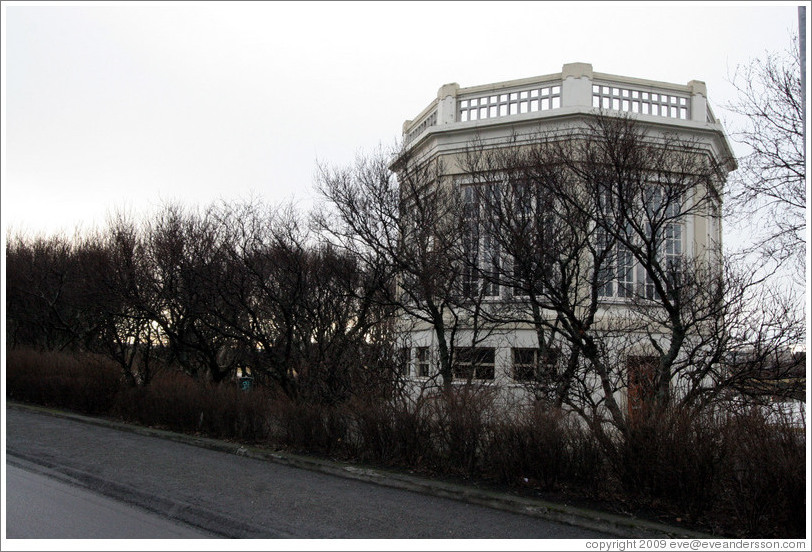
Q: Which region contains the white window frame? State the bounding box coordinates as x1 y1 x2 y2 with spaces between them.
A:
596 184 685 301
454 347 496 381
416 346 431 378
512 347 560 382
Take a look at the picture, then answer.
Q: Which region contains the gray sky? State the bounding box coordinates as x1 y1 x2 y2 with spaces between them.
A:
1 1 803 239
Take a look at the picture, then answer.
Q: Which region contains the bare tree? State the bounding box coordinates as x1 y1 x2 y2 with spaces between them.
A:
136 203 235 383
460 113 796 440
88 216 161 387
205 201 313 397
295 241 396 403
6 231 97 351
316 147 498 391
724 33 805 275
461 134 592 408
207 199 395 402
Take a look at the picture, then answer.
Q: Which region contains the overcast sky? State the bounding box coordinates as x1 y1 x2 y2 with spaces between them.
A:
1 1 804 240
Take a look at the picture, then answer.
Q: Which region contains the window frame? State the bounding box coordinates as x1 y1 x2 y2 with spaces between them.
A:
595 183 685 301
416 346 431 378
512 347 560 382
461 182 502 299
454 347 496 381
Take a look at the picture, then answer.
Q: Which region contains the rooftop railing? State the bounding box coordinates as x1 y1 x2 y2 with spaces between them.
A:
458 82 562 123
404 109 438 145
590 82 691 121
403 63 710 145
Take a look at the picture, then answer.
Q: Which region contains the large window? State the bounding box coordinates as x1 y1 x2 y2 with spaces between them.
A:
462 184 500 298
481 185 501 297
462 185 480 297
509 180 556 298
454 347 495 380
512 347 560 382
596 185 684 300
596 226 616 298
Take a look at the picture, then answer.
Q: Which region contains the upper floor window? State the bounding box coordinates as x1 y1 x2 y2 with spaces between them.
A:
508 180 557 299
462 184 501 298
596 185 684 300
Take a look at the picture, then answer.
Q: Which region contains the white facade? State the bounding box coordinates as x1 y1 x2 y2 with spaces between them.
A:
395 63 737 409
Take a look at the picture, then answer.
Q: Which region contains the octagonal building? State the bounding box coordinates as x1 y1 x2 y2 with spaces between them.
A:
392 63 737 413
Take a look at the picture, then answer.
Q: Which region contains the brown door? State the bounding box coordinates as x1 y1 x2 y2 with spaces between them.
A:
627 356 657 422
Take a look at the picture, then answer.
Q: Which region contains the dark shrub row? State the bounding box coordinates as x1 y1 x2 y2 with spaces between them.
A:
6 349 122 415
609 408 805 537
6 348 805 538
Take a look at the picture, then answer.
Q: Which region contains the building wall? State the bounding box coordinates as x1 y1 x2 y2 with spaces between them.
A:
394 63 736 407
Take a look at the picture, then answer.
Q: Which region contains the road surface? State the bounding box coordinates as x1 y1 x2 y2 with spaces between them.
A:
6 464 213 538
6 406 613 539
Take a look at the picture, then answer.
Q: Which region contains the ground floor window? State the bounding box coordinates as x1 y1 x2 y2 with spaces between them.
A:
416 346 431 377
397 347 410 376
512 347 560 381
454 347 495 380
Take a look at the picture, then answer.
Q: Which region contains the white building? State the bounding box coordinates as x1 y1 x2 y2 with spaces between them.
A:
393 63 737 416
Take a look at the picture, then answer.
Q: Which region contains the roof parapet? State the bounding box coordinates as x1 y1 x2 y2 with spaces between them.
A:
402 64 723 145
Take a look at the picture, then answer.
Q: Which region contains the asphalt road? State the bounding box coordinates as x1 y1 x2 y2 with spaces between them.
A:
6 464 213 538
5 406 613 539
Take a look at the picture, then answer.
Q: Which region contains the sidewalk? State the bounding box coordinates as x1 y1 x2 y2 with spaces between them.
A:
6 402 713 539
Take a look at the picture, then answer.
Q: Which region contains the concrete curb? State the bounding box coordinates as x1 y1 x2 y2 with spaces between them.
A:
7 402 714 539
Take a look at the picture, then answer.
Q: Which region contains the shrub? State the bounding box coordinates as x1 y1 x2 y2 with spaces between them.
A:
111 371 273 443
6 348 121 415
431 385 497 478
604 406 805 537
7 348 805 537
482 405 606 494
270 398 349 456
612 409 726 522
717 409 806 537
350 395 437 468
